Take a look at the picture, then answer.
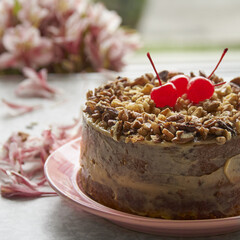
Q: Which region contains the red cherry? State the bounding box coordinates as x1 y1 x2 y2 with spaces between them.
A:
187 48 228 103
150 83 178 108
170 75 189 97
187 77 214 103
147 52 178 107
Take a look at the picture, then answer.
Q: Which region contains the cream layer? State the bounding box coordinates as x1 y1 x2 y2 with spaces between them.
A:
80 113 240 217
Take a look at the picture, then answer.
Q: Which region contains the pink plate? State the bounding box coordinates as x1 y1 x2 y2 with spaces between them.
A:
44 138 240 237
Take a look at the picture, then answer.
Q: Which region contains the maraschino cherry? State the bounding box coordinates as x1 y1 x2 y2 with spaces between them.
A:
170 75 189 97
150 83 178 108
147 53 178 107
147 48 228 107
187 48 228 103
187 77 215 103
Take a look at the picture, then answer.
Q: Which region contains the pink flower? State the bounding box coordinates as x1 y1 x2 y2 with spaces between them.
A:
0 3 10 38
0 0 14 51
88 3 121 33
0 118 82 198
84 31 102 70
55 0 84 16
54 10 88 55
102 29 141 71
0 0 140 73
84 28 140 71
38 0 84 18
18 0 49 27
37 0 55 9
83 3 140 71
15 67 59 98
0 24 53 69
0 169 57 198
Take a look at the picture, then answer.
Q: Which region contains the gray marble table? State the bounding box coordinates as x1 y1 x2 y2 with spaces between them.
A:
1 52 240 240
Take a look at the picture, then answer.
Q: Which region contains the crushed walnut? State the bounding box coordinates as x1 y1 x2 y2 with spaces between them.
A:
84 71 240 145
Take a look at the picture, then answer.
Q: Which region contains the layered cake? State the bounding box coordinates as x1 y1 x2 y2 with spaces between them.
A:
79 70 240 220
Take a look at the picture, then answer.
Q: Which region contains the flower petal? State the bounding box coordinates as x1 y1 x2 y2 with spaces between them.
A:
15 68 59 98
0 118 81 199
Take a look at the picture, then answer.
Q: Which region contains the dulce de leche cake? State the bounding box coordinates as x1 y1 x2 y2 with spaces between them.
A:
79 71 240 220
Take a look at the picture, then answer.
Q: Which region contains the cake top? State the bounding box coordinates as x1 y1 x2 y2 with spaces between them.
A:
84 71 240 145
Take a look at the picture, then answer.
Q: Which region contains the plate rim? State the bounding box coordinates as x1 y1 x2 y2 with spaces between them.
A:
44 138 240 228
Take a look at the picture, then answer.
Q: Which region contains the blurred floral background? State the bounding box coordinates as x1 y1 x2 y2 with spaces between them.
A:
100 0 240 52
0 0 140 74
1 0 240 76
96 0 146 28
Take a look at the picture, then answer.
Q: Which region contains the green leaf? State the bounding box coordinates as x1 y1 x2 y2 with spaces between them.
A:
13 0 22 17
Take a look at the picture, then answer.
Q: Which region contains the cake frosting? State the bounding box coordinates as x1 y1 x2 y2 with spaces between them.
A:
79 71 240 219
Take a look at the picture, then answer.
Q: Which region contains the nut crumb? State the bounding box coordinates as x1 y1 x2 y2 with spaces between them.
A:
84 73 240 144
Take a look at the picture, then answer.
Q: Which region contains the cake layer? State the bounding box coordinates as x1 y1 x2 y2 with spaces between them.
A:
80 114 240 219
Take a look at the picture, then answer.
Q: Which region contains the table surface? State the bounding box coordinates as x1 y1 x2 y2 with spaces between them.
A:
1 52 240 240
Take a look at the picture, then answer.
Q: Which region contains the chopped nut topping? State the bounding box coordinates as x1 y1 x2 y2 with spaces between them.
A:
162 128 175 141
192 107 206 118
202 100 220 112
166 114 185 122
172 131 195 144
236 120 240 134
141 83 154 95
84 72 240 144
216 136 226 145
161 108 172 117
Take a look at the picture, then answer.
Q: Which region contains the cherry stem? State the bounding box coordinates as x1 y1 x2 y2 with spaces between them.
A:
147 52 161 86
214 81 226 87
208 48 228 79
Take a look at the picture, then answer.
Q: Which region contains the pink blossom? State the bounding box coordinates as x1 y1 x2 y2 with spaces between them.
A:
0 3 10 38
84 32 102 71
15 67 59 98
0 118 82 199
49 1 89 57
101 29 141 71
0 24 53 69
18 0 49 27
83 3 140 71
84 28 140 71
0 0 140 73
0 0 14 51
39 0 73 13
38 0 84 21
88 3 121 33
54 11 88 55
37 0 55 10
54 0 84 16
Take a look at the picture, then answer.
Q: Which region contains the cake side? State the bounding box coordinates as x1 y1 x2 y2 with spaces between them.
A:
80 114 240 219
